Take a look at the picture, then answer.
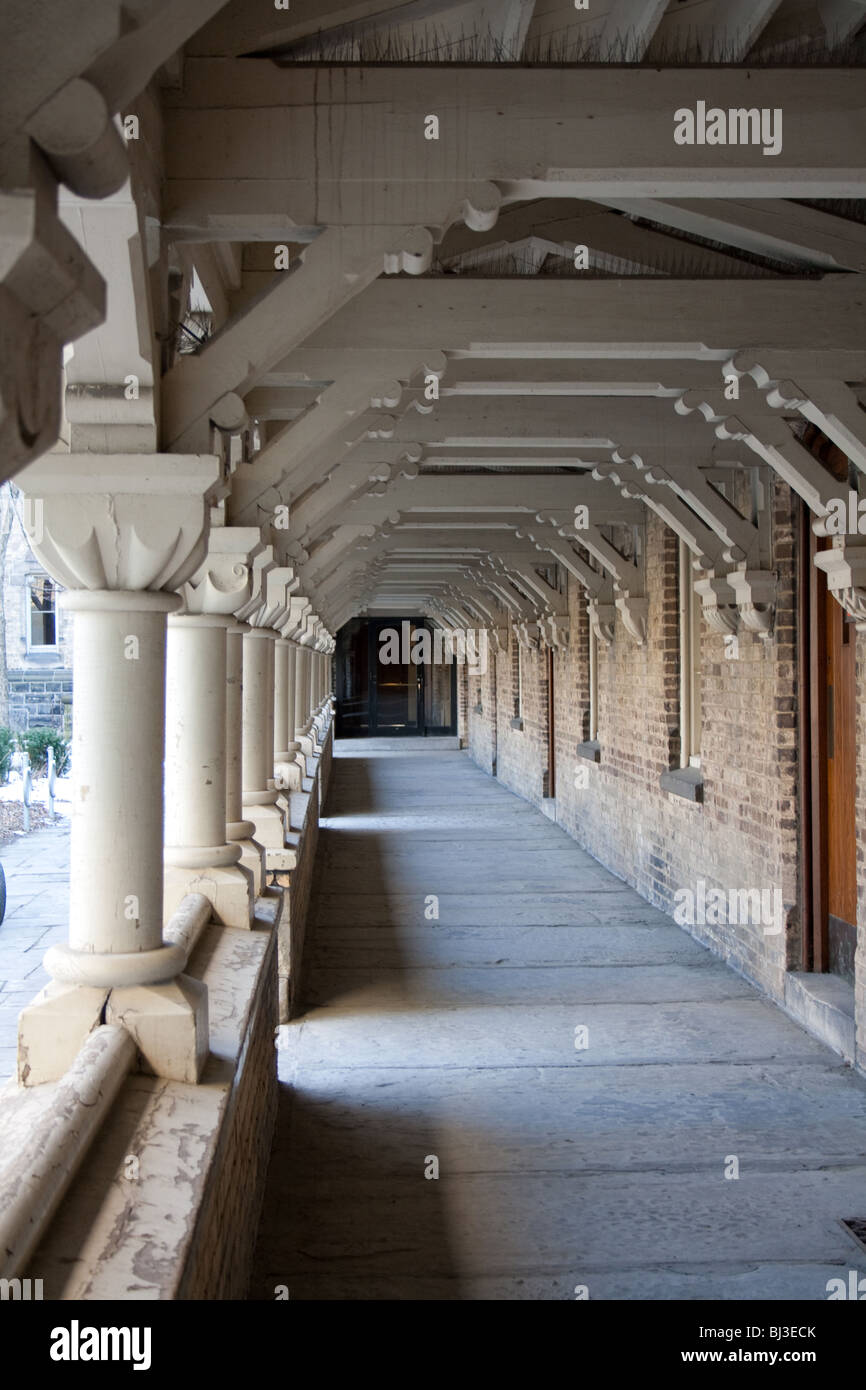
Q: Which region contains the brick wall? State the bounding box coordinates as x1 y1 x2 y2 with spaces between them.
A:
494 631 549 806
468 486 802 1008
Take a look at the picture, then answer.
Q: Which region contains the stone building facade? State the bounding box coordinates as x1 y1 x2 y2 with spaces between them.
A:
2 522 73 734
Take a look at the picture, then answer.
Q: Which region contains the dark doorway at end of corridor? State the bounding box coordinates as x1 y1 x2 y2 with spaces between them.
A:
335 617 458 739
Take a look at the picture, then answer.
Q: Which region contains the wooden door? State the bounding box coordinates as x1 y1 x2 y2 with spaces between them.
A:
825 575 857 978
802 518 857 980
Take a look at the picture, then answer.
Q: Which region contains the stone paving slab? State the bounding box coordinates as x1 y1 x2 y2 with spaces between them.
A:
259 1167 866 1276
251 742 866 1301
308 924 718 968
290 997 835 1070
312 890 662 928
264 1059 866 1175
302 961 755 1009
0 820 69 1082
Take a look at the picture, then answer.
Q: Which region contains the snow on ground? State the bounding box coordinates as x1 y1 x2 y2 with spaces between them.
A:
0 772 72 819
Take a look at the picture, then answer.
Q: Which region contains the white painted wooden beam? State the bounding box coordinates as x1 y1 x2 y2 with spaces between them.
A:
378 394 723 444
300 276 866 355
439 200 754 276
337 473 644 524
597 198 866 273
164 64 866 224
230 356 442 524
162 226 430 450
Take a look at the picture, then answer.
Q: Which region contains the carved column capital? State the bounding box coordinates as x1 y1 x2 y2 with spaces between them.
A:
18 452 222 592
177 526 264 617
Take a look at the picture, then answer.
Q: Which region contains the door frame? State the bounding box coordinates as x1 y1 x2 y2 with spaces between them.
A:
336 617 458 738
798 502 828 971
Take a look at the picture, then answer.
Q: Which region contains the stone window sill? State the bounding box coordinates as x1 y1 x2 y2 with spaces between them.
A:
576 739 601 763
660 766 704 803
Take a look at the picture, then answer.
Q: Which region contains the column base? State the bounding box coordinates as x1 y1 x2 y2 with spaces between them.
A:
106 974 209 1083
227 819 265 894
275 760 304 792
238 838 265 894
274 742 303 792
242 799 287 848
164 861 255 931
17 981 109 1086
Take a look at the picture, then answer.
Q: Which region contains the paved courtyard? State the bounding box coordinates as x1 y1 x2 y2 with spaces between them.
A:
251 741 866 1301
0 820 69 1085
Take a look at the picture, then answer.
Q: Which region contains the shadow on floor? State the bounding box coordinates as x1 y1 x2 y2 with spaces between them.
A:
248 1082 463 1300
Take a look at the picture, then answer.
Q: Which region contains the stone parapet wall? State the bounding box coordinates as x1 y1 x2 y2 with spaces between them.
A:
272 719 333 1022
17 902 281 1300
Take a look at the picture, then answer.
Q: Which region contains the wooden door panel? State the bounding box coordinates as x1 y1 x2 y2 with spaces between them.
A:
825 587 857 927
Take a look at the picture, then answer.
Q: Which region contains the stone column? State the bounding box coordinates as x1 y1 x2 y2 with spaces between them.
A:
273 638 291 762
16 453 220 1084
311 649 327 740
285 642 299 755
225 621 264 892
163 529 259 929
275 638 303 794
295 643 312 738
315 651 324 708
241 627 285 848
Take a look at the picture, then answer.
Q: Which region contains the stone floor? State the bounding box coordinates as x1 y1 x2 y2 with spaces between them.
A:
0 820 69 1085
250 739 866 1301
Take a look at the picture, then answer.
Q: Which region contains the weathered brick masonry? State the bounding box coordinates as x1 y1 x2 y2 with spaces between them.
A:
467 484 822 1022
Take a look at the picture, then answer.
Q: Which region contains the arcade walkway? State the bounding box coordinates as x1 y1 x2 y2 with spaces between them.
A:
251 741 866 1300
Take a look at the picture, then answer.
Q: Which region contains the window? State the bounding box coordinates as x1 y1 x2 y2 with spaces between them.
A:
28 574 57 650
588 623 599 742
516 642 523 719
511 632 523 726
678 540 702 766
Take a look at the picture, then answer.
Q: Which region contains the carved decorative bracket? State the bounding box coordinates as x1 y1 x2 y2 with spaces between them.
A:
539 614 570 649
727 568 776 640
814 543 866 632
693 573 738 635
514 621 540 650
587 598 616 647
614 593 648 645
